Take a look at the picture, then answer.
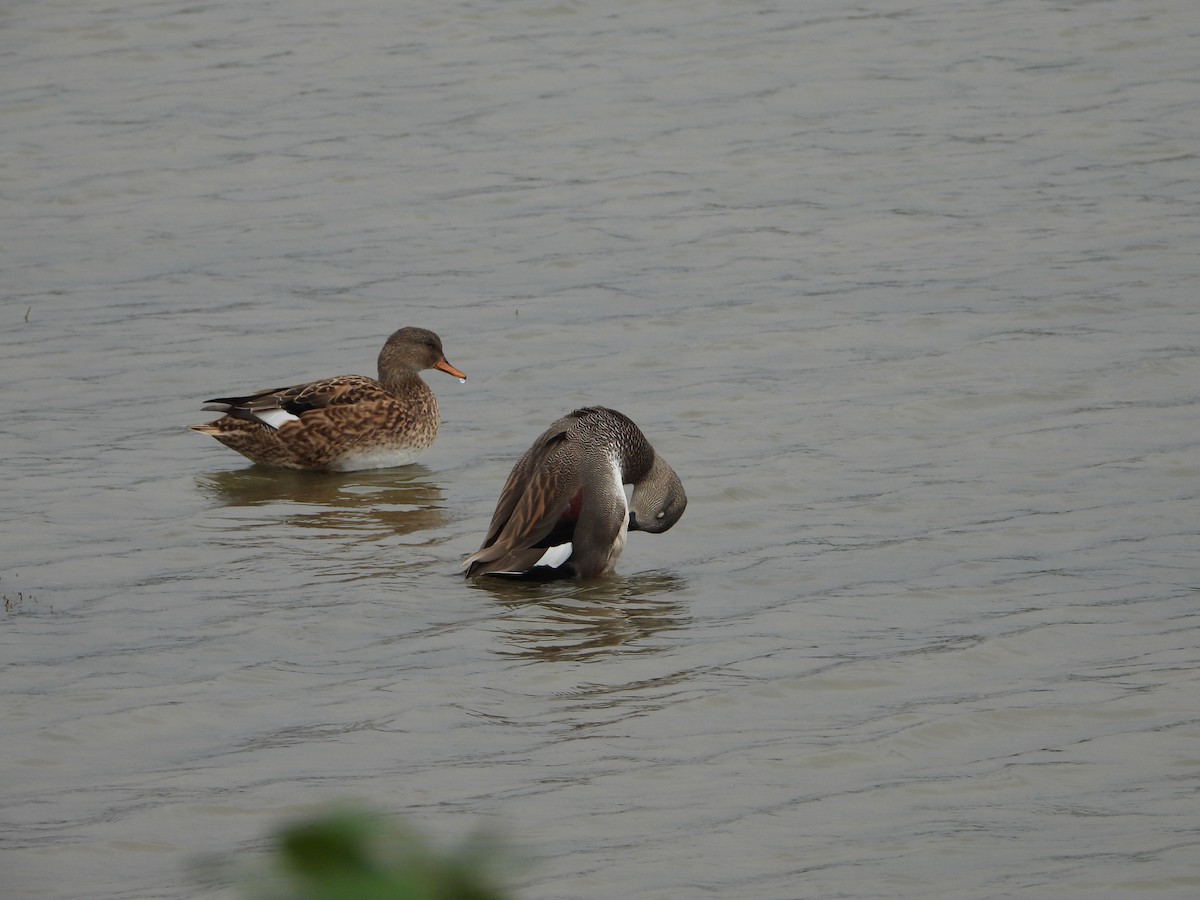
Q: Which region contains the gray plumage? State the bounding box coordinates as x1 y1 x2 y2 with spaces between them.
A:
463 407 686 579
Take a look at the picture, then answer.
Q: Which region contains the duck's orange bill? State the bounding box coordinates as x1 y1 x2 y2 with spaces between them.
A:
436 359 468 380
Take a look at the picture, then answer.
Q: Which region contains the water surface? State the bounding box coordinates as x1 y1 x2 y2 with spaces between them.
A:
3 1 1199 898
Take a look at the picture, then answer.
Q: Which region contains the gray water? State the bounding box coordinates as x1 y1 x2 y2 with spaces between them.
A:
3 0 1199 897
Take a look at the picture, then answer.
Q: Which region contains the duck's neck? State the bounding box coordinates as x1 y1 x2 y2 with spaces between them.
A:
380 369 429 396
616 428 656 483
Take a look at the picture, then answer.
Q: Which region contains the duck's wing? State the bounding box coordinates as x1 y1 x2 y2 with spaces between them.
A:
464 429 582 576
203 375 386 429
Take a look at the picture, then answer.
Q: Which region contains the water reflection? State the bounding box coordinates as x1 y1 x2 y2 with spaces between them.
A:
195 466 448 537
472 572 691 662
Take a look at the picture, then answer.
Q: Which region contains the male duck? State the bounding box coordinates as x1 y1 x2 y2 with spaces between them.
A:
463 406 686 579
191 326 465 471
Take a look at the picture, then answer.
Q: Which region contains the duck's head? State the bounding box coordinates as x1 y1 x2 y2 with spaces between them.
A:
379 326 467 380
628 454 687 534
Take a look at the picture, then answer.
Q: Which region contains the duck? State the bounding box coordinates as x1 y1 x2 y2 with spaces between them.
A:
463 406 686 579
190 326 465 471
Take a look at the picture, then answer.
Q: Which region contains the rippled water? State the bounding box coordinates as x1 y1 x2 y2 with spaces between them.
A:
4 1 1199 897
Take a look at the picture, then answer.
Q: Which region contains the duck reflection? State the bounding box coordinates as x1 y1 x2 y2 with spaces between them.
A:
195 465 448 537
472 572 690 662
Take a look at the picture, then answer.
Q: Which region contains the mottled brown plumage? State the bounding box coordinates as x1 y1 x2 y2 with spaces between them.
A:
191 327 465 471
464 407 686 579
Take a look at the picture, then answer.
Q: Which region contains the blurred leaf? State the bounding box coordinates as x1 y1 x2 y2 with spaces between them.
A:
198 806 515 900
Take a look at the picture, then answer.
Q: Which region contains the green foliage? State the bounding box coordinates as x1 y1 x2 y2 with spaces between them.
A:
215 808 514 900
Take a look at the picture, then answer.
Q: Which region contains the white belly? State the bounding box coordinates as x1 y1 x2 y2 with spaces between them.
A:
328 447 424 472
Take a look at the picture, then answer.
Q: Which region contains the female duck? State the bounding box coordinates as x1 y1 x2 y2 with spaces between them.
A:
191 326 465 471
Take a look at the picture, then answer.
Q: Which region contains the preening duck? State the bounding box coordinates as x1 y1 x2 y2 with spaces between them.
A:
464 406 686 580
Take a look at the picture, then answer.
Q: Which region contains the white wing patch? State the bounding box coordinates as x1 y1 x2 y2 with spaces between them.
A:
534 542 573 569
252 408 301 430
